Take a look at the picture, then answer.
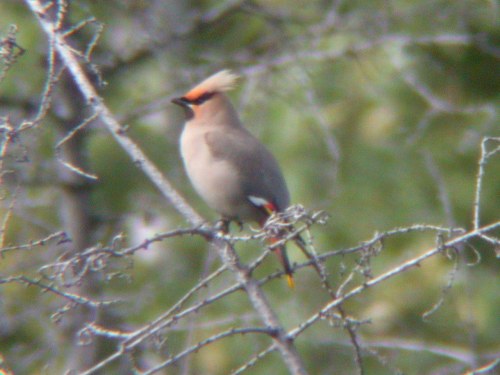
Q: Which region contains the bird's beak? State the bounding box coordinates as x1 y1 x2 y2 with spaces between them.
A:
172 97 194 120
171 97 190 108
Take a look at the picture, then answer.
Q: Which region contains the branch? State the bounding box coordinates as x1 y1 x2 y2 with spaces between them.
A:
25 1 307 373
473 137 500 232
24 0 200 223
234 222 500 372
290 222 500 339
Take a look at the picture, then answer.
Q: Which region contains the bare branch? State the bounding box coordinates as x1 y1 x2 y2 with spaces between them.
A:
25 2 308 373
462 358 500 375
0 230 68 255
289 222 500 341
0 24 25 83
3 2 496 374
55 112 100 180
0 275 119 309
473 137 500 231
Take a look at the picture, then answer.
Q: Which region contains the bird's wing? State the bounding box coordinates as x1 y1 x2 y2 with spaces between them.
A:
204 128 290 212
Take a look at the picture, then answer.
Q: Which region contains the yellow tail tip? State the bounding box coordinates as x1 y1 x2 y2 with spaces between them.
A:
286 274 295 289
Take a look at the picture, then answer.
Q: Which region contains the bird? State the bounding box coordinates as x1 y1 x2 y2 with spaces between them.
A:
172 70 295 288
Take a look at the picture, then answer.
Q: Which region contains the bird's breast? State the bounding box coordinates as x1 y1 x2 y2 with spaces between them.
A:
180 126 255 220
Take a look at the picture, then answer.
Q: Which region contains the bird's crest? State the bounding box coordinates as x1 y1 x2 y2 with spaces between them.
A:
184 70 239 101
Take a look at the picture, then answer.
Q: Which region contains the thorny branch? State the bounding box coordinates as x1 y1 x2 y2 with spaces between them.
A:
232 221 499 374
0 25 25 83
473 137 500 234
0 275 119 310
0 1 497 374
24 1 308 374
7 212 494 374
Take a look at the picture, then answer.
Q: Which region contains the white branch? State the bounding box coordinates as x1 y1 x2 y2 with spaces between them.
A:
25 1 308 373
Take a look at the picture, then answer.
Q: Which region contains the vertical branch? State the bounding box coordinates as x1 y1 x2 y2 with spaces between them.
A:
473 137 500 240
25 1 308 373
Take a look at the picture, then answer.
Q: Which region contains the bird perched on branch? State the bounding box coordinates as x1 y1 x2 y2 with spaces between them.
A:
172 70 295 288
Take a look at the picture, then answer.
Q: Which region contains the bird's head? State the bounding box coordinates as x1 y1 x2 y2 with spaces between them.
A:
172 70 239 121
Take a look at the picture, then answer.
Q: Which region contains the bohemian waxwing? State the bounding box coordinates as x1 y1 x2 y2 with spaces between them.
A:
172 70 294 287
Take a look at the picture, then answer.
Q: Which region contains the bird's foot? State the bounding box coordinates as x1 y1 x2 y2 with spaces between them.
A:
215 218 231 234
235 220 244 231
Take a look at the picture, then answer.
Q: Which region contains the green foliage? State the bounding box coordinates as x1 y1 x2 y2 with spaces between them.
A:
0 1 498 374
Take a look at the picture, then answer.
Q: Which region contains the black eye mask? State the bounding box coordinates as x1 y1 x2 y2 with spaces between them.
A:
187 92 215 105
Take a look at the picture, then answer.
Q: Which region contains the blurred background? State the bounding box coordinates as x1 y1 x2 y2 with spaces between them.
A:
0 1 499 374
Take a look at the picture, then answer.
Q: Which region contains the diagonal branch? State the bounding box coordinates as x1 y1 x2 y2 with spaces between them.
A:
25 1 307 373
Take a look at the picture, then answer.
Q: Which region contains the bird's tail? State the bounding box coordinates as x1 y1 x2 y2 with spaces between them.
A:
270 238 295 288
253 199 296 288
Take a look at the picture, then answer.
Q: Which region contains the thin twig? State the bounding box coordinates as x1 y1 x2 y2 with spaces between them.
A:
473 137 500 230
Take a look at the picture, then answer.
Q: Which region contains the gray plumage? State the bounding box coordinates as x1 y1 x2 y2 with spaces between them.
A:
176 86 289 223
172 70 295 287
